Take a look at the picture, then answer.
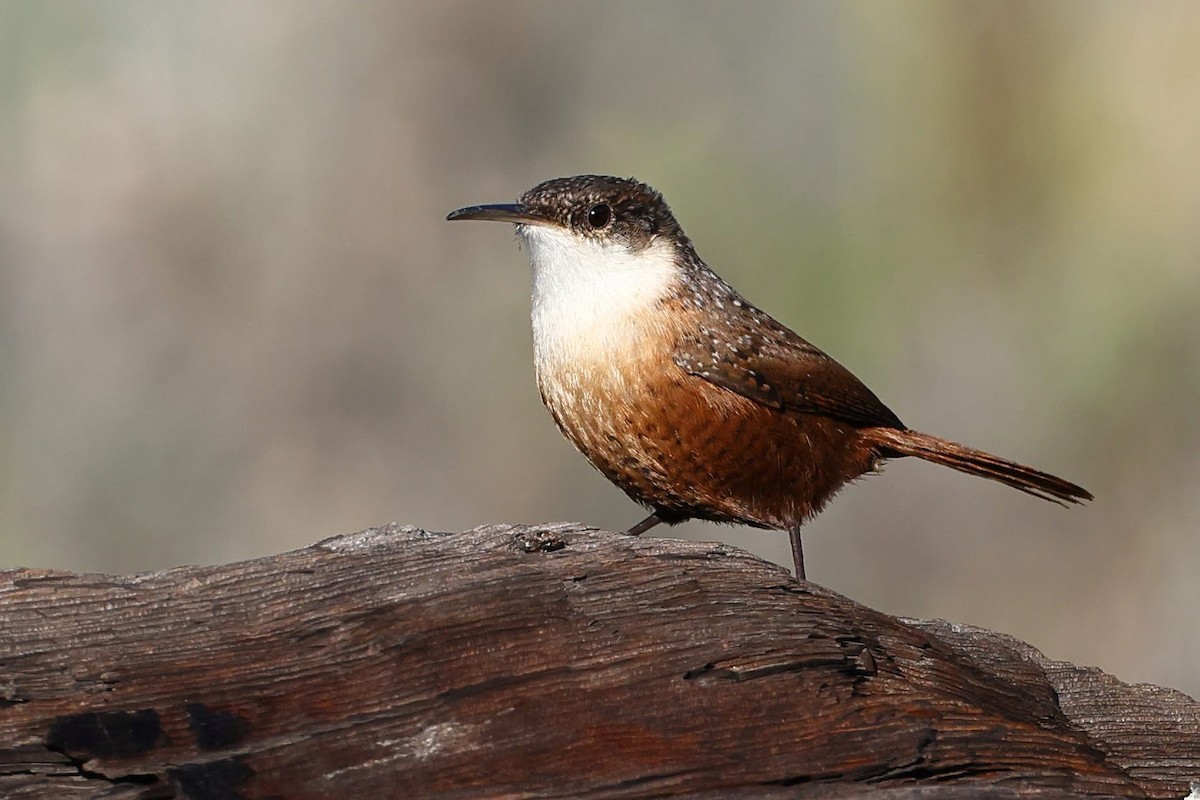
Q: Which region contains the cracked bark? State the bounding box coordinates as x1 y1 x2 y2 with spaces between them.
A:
1 523 1197 799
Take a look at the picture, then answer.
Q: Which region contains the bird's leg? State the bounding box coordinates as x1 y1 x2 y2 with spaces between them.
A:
788 524 807 581
626 513 663 537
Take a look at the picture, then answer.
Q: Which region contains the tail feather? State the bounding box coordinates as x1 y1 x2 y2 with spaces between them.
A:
866 428 1093 506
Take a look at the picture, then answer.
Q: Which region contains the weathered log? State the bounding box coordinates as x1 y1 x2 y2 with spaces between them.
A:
1 523 1196 799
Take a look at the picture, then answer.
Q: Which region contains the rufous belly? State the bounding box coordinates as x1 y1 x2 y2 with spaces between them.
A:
536 332 878 530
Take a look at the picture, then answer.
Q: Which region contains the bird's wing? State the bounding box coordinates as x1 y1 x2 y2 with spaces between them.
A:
673 319 904 430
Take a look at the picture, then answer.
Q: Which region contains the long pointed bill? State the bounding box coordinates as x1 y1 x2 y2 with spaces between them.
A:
445 203 552 226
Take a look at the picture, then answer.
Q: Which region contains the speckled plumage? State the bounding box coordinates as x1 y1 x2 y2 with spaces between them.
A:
448 175 1092 578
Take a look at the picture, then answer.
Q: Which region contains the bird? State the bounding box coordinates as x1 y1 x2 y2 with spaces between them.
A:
447 175 1091 580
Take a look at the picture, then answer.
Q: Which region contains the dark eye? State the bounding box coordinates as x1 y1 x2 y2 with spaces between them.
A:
586 203 612 229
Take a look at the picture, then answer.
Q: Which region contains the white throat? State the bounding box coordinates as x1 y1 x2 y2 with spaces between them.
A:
521 225 679 370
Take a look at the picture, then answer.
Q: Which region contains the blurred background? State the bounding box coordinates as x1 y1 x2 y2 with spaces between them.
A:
1 2 1197 696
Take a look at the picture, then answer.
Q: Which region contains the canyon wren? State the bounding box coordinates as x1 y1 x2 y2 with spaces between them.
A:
447 175 1092 580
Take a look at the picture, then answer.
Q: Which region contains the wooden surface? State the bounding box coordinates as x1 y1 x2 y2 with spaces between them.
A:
1 523 1197 799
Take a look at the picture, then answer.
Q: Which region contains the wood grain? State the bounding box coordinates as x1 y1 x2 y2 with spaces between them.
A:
1 523 1196 799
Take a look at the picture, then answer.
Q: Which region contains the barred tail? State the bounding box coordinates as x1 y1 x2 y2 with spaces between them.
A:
866 428 1093 506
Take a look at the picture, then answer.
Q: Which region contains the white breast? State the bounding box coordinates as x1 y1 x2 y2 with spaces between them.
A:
520 225 679 375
